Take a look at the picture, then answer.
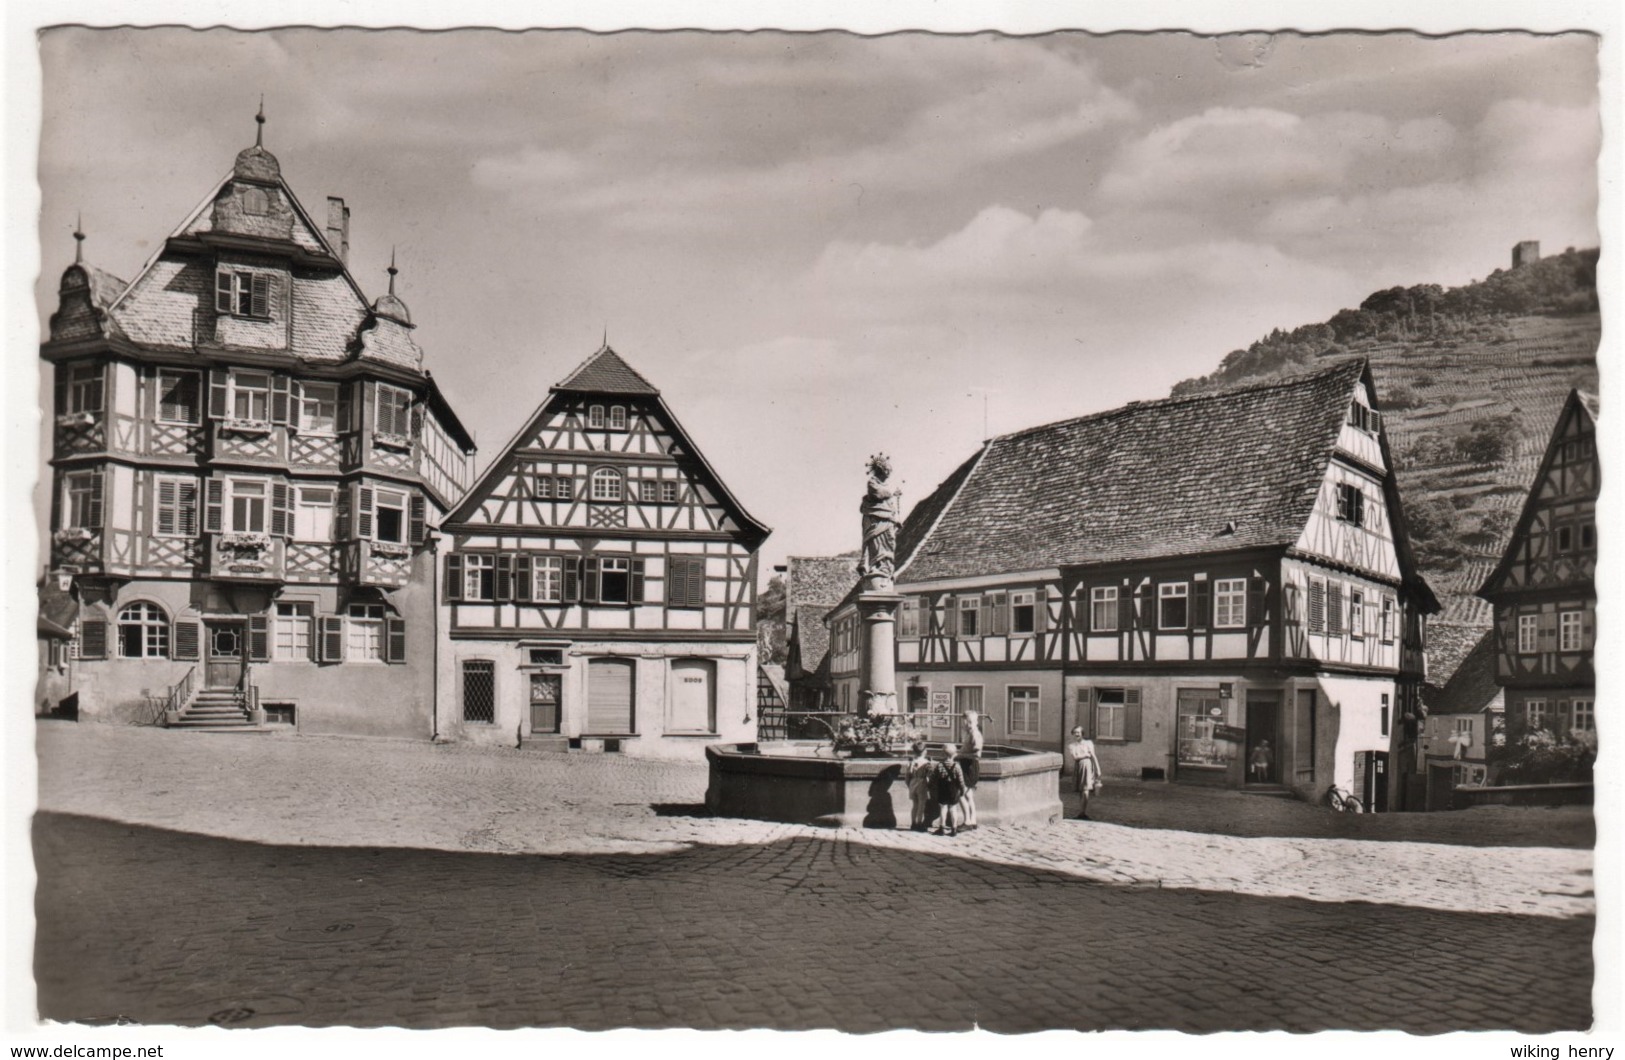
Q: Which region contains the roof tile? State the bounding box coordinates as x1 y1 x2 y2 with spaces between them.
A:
555 345 660 395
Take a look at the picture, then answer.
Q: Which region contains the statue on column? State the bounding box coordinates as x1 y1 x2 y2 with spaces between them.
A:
858 454 901 592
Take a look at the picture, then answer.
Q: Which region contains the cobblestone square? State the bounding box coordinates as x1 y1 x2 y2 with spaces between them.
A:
30 724 1597 1032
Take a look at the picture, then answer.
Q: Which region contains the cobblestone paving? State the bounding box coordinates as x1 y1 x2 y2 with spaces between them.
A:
34 725 1595 919
29 724 1597 1031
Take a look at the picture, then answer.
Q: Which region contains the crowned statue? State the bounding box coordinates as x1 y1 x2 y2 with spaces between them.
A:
858 454 901 592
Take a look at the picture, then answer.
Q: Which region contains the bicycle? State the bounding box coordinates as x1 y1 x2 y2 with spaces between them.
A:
1325 785 1365 813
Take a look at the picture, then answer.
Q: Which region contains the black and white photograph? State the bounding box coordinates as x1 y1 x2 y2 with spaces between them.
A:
5 2 1618 1052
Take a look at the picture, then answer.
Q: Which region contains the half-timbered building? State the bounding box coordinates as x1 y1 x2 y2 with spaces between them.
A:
40 123 477 736
1477 389 1598 741
882 360 1438 806
437 345 771 759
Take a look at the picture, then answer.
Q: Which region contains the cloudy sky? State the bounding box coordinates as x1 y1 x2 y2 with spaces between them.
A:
32 27 1600 571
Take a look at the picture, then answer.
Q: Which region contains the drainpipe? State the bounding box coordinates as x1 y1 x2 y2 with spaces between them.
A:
429 529 439 742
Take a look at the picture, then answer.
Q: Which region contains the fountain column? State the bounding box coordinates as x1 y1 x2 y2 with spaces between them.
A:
856 454 903 719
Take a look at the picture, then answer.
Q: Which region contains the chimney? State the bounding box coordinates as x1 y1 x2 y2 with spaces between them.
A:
326 196 351 264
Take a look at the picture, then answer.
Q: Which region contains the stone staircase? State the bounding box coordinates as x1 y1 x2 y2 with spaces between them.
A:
171 689 256 731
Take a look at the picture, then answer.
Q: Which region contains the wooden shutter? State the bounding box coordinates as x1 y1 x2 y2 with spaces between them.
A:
586 658 635 734
1248 577 1267 627
980 595 995 636
1192 580 1211 629
495 554 515 602
54 370 68 415
630 559 646 603
79 617 108 660
1308 580 1326 632
270 374 292 425
1124 688 1143 743
583 556 602 603
157 479 177 536
86 471 104 529
689 559 707 608
512 554 534 602
338 382 354 433
1117 589 1131 633
250 273 271 318
1369 409 1383 434
215 268 233 313
319 615 345 663
1075 688 1093 738
334 488 351 541
409 493 427 545
204 479 224 533
271 482 292 537
355 485 374 540
247 613 270 662
444 553 465 601
209 369 230 418
173 619 200 661
563 556 581 603
1034 589 1048 633
385 617 406 663
1327 583 1344 634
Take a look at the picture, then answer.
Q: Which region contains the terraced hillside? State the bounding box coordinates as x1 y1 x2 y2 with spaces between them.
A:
1173 252 1599 668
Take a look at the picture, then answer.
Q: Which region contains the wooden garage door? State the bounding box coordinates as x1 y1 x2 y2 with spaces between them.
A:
587 658 635 734
669 659 716 734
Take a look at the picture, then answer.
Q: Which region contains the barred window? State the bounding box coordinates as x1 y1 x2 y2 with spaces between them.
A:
463 660 496 724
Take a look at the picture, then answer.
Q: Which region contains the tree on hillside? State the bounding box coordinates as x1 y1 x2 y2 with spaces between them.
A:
1454 414 1519 466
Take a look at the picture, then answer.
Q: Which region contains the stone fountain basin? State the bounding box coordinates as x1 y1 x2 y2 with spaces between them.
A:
704 741 1063 829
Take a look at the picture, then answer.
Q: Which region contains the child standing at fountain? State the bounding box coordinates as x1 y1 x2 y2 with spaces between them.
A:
958 709 984 831
933 744 966 837
906 741 933 831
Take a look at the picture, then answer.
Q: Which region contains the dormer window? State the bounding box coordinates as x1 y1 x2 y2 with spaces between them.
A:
588 405 605 429
242 188 270 215
215 267 272 319
609 405 627 430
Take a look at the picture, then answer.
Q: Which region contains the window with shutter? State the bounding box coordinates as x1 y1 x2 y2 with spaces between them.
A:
445 553 465 601
156 478 177 537
496 554 515 602
1308 578 1326 633
248 614 271 662
385 617 407 663
271 483 292 538
157 370 201 425
408 493 427 545
1327 582 1344 635
174 619 201 660
667 556 706 609
319 615 345 663
1123 688 1143 743
356 486 375 540
79 617 108 660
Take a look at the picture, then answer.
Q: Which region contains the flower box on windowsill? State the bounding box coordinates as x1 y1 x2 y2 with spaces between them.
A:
54 412 96 429
220 418 273 436
372 431 412 452
53 527 94 544
370 541 411 559
221 531 272 551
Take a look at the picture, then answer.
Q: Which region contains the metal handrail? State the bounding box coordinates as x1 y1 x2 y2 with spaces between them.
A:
160 664 197 725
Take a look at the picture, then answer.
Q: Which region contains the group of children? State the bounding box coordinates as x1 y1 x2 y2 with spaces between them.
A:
903 711 1107 833
905 708 984 836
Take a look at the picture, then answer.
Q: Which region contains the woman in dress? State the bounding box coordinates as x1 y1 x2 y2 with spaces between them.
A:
906 741 933 831
1067 726 1102 820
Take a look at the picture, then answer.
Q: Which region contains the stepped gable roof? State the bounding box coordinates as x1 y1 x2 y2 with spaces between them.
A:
787 553 859 608
1423 627 1503 716
898 360 1370 582
790 604 834 674
554 344 660 396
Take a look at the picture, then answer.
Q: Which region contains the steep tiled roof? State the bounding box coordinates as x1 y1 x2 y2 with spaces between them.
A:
1423 621 1486 692
895 448 986 573
84 266 127 312
554 345 660 395
1423 628 1503 715
790 604 834 674
899 361 1368 582
787 553 859 609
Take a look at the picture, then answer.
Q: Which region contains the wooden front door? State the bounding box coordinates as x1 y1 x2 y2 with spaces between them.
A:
669 659 716 734
529 672 562 734
205 621 244 690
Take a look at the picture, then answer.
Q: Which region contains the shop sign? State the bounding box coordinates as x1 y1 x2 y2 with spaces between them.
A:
1214 724 1246 742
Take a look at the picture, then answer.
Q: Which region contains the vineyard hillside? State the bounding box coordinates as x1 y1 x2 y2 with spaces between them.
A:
1171 250 1599 680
